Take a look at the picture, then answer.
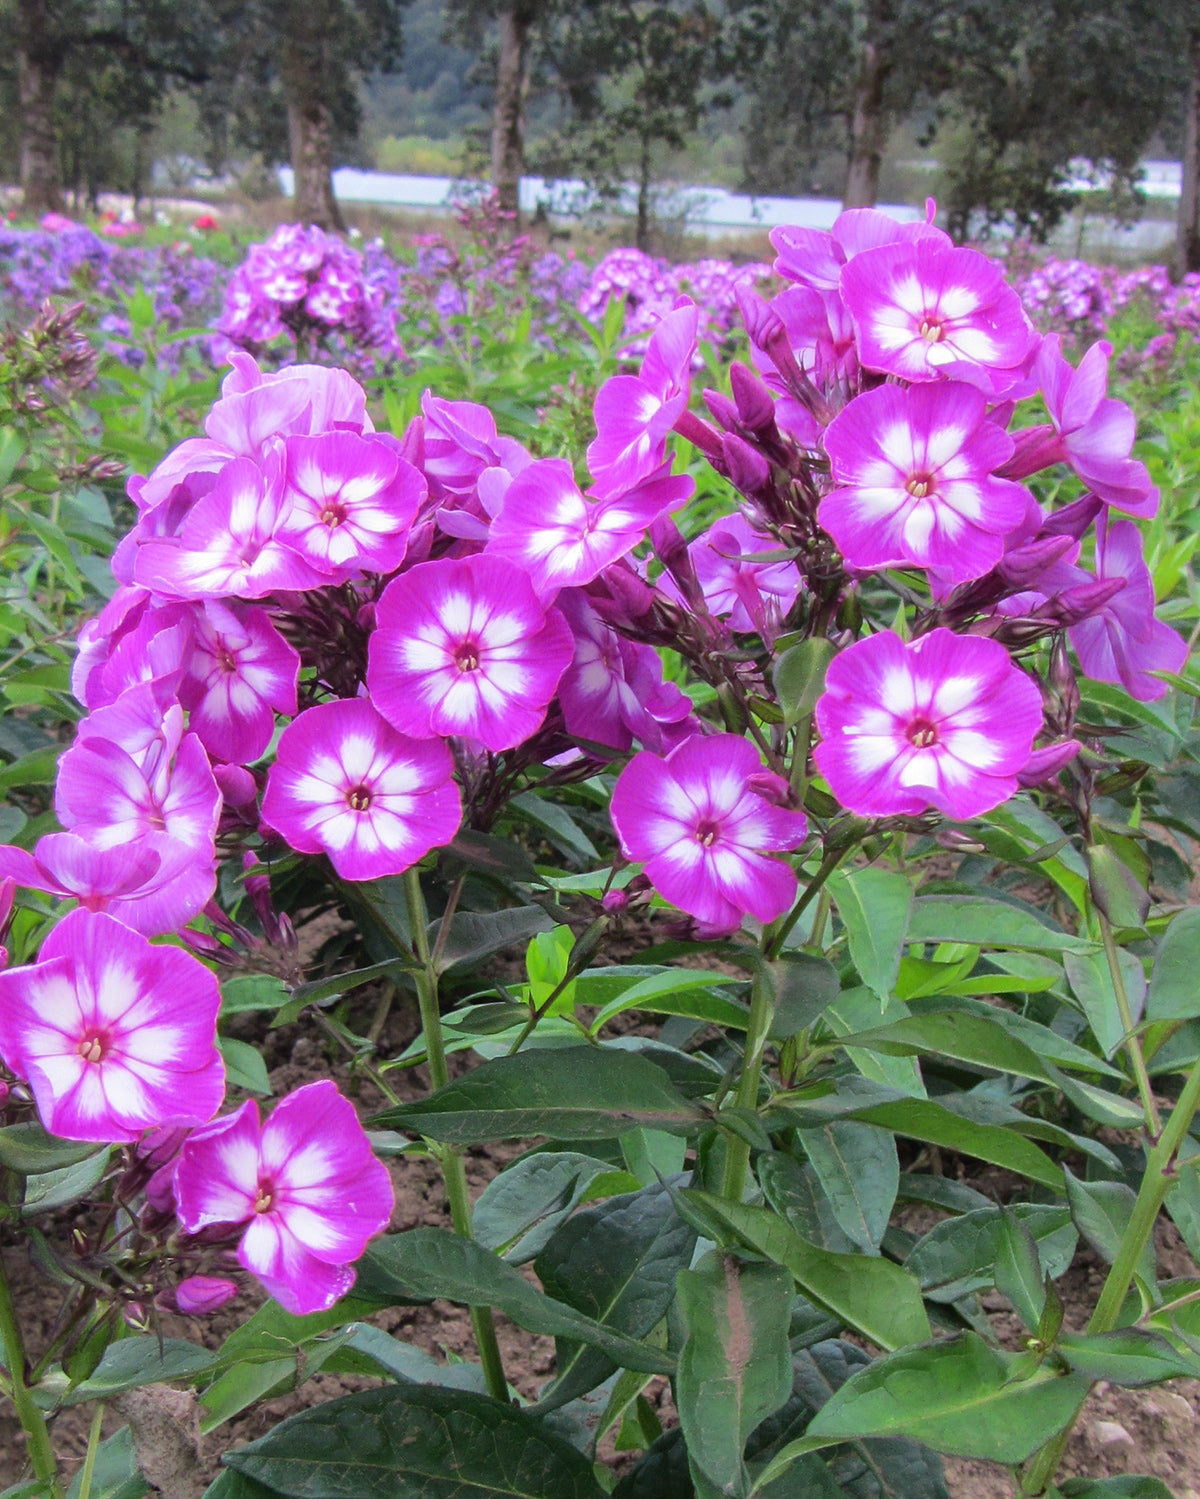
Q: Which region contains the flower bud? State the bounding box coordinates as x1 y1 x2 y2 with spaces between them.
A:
996 534 1076 589
145 1162 178 1216
673 407 723 461
729 362 777 432
1041 492 1104 540
394 414 424 469
123 1303 151 1333
171 1275 239 1316
1048 577 1126 626
746 769 793 806
1049 636 1080 718
995 424 1065 481
722 434 771 498
1017 740 1081 788
934 829 987 854
601 889 629 914
703 387 740 434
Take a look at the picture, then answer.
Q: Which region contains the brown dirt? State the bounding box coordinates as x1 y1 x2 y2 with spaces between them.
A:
2 985 1199 1497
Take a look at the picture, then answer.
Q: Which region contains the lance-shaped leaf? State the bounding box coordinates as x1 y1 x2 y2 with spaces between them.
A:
848 1097 1064 1188
1057 1328 1200 1386
223 1384 607 1498
676 1252 793 1498
794 1120 898 1253
363 1228 674 1375
374 1047 704 1143
474 1152 630 1263
1146 906 1200 1021
753 1334 1089 1481
905 1205 1076 1305
828 868 913 1004
683 1191 929 1350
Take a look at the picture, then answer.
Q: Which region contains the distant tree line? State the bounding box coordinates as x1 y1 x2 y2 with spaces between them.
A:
1 0 1197 272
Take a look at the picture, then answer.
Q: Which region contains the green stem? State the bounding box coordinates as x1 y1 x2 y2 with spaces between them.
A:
765 845 846 960
1020 1051 1200 1495
1098 912 1162 1136
0 1243 61 1495
76 1403 105 1499
720 964 775 1204
402 868 509 1404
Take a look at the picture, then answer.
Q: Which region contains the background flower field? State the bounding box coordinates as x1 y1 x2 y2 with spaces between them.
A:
5 201 1200 1499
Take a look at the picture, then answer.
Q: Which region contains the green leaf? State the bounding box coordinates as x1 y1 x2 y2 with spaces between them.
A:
904 1205 1076 1304
59 1338 215 1406
363 1228 674 1375
794 1121 898 1253
511 791 599 865
533 1180 696 1408
23 1148 112 1216
676 1252 793 1497
773 638 836 728
224 1384 607 1497
1086 844 1150 930
1064 946 1146 1058
1146 906 1200 1021
829 867 913 1004
906 896 1086 952
65 1427 148 1499
767 954 841 1038
847 1009 1056 1084
373 1047 703 1143
683 1191 929 1350
849 1098 1064 1188
1058 1479 1176 1498
756 1335 1088 1477
758 1151 853 1253
1063 1171 1158 1288
0 1122 101 1175
0 744 62 790
431 905 556 974
218 1037 271 1096
202 1471 278 1499
590 969 749 1034
220 975 290 1017
995 1208 1049 1332
1057 1328 1200 1386
474 1152 624 1262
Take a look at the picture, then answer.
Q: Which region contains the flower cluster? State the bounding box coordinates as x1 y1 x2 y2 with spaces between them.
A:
215 223 404 363
578 246 773 351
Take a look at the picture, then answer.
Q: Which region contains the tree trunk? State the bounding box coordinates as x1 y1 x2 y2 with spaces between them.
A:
287 98 344 231
491 1 532 228
842 0 893 211
1179 22 1200 277
636 134 652 251
17 0 64 215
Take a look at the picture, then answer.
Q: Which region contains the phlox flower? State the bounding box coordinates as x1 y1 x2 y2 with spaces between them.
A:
840 240 1036 392
820 382 1029 581
368 554 574 751
179 600 300 765
771 203 950 291
135 456 325 601
274 430 424 577
1069 518 1187 702
262 698 461 881
814 629 1044 820
610 735 808 933
750 285 858 388
0 832 169 933
679 515 802 632
487 458 693 601
588 299 698 496
172 1080 394 1315
0 909 224 1143
557 592 693 753
1034 334 1158 517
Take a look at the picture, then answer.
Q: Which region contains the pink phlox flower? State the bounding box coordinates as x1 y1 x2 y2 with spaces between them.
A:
750 286 858 389
134 455 327 601
1068 517 1187 702
1034 334 1158 518
420 392 503 501
179 600 300 765
367 554 574 752
85 603 195 709
814 628 1045 820
820 381 1030 582
557 591 692 753
72 586 156 707
0 833 165 928
587 299 698 497
771 203 951 291
0 909 224 1143
172 1080 394 1316
275 431 425 577
610 734 807 934
487 457 693 602
676 515 802 633
261 698 461 881
840 240 1037 393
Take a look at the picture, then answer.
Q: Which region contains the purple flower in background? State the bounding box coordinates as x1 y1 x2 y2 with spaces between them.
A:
840 240 1037 392
173 1080 394 1316
557 591 693 752
135 456 325 601
0 910 224 1144
488 458 693 601
368 554 573 751
814 629 1045 820
179 600 300 765
275 431 425 577
262 698 461 881
1069 518 1187 701
1034 334 1158 517
610 734 807 933
820 382 1029 581
588 299 698 495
